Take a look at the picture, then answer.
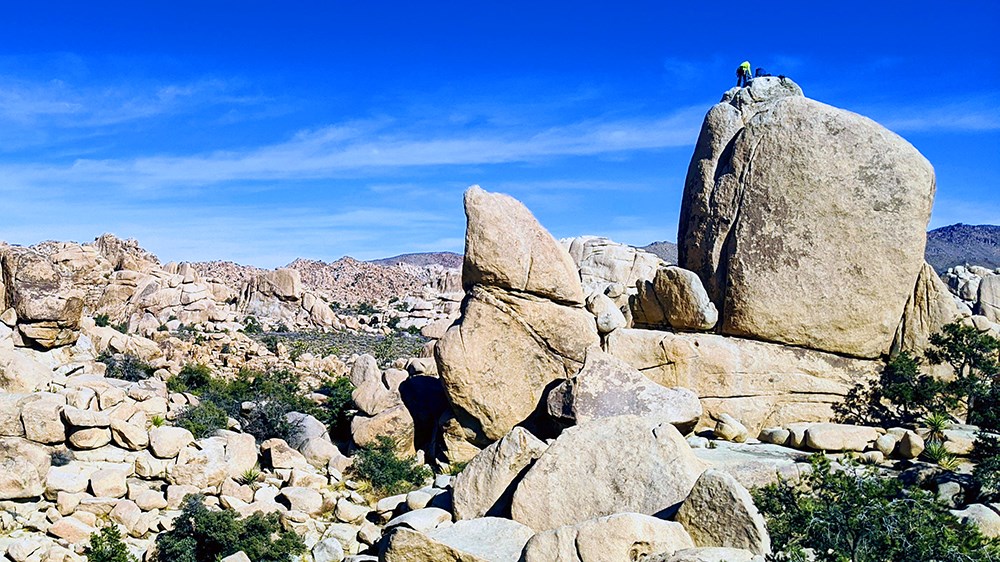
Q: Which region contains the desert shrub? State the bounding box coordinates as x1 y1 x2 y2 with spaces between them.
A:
370 334 424 367
353 436 430 496
973 431 1000 499
155 495 304 562
87 525 137 562
175 401 228 439
927 321 1000 424
150 414 166 427
100 353 155 382
94 313 111 327
314 376 356 442
167 363 213 394
836 352 951 426
184 368 315 443
355 302 377 315
753 454 1000 562
242 316 263 335
50 450 73 467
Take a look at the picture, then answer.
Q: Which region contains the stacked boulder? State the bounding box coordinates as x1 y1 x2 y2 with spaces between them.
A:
435 187 602 445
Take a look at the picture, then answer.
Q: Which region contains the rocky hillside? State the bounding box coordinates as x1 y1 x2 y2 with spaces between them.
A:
640 241 678 263
370 252 463 269
926 223 1000 272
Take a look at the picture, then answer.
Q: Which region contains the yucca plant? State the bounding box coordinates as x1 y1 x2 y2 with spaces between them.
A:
921 441 955 466
237 465 263 488
922 412 951 444
150 414 166 428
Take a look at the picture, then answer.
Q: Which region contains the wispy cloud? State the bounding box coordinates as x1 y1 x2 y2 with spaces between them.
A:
870 94 1000 133
0 106 705 192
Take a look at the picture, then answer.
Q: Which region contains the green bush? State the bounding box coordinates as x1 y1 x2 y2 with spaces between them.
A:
155 495 304 562
314 376 356 442
86 525 137 562
835 352 951 426
927 321 1000 425
754 454 1000 561
183 368 316 443
175 401 229 439
242 316 263 335
353 436 430 496
100 353 155 382
167 363 214 394
974 431 1000 498
94 313 111 328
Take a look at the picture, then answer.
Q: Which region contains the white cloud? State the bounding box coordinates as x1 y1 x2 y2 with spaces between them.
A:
0 106 705 192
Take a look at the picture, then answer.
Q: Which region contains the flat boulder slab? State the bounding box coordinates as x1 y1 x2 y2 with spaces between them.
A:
453 426 548 520
675 469 770 555
428 518 535 562
678 80 934 359
0 437 50 499
547 347 701 433
605 329 880 434
511 415 707 531
803 423 881 452
381 527 489 562
650 547 763 562
436 285 598 445
462 185 585 305
691 441 810 490
521 513 694 562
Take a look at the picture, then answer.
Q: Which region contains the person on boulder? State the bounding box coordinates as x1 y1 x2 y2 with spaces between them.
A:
736 61 752 87
754 67 771 77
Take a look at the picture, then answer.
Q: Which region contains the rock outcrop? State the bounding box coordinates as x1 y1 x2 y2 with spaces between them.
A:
510 415 706 531
546 347 701 433
605 329 880 432
678 77 935 359
436 187 599 445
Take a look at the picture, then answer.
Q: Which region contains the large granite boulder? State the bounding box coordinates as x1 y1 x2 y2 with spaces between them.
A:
0 437 51 499
522 513 694 562
605 329 880 433
452 427 548 520
1 248 84 349
632 266 718 331
510 415 707 531
563 236 663 297
437 187 599 445
893 262 962 354
678 78 935 359
675 470 770 555
463 185 584 305
547 347 701 433
382 518 534 562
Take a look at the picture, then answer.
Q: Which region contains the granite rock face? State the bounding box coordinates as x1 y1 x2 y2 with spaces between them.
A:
679 77 935 359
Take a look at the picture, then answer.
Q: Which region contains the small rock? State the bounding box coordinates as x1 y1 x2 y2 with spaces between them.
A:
713 414 749 443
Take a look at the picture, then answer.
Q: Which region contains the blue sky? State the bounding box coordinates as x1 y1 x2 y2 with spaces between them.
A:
1 1 997 267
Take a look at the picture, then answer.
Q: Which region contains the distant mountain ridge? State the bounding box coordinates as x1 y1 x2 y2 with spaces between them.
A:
369 252 463 268
925 223 1000 272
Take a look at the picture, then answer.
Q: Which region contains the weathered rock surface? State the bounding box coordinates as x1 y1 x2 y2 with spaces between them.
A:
547 347 701 433
678 78 935 358
453 426 548 520
803 423 880 452
633 266 717 331
511 415 707 530
605 329 880 432
564 236 663 298
893 262 962 354
675 469 770 555
436 285 598 444
0 437 50 499
521 513 695 562
462 186 584 305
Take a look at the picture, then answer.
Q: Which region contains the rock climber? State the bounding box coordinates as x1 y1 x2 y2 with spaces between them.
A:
736 61 752 87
